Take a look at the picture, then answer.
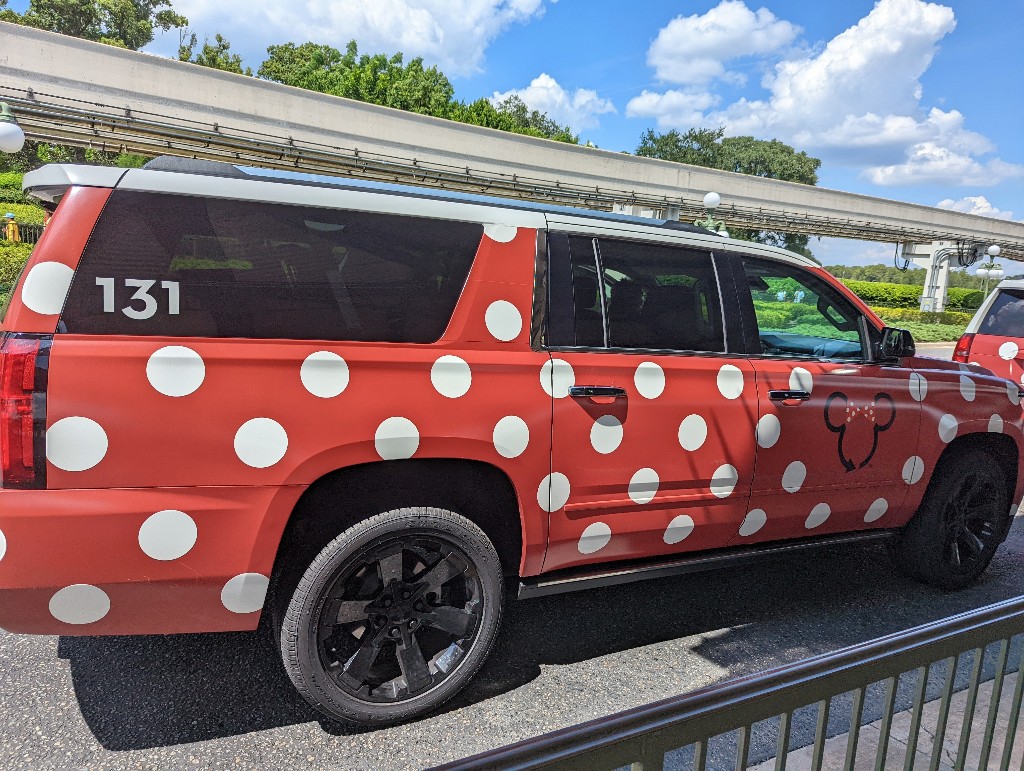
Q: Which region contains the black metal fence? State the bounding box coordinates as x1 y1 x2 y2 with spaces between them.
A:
1 223 43 245
439 596 1024 770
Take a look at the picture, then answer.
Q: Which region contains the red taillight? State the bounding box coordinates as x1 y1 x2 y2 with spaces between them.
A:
952 333 975 363
0 334 49 489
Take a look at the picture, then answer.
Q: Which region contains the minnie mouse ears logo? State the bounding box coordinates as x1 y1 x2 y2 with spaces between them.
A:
825 392 896 472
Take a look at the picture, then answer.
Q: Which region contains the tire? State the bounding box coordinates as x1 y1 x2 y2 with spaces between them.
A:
893 450 1009 590
278 507 504 725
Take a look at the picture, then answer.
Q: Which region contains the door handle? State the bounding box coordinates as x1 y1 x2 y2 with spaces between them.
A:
769 389 811 402
569 385 627 398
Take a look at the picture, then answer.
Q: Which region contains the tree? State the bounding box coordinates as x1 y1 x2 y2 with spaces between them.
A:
179 31 251 76
258 40 577 143
636 127 822 261
8 0 186 50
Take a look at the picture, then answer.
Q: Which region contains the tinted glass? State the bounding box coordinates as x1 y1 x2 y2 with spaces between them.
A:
743 258 865 359
61 191 482 342
979 288 1024 337
565 236 724 352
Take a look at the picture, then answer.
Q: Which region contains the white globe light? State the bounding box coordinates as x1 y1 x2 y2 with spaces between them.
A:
0 121 25 154
988 244 1002 258
717 228 730 238
990 268 1005 280
976 268 990 279
703 192 721 210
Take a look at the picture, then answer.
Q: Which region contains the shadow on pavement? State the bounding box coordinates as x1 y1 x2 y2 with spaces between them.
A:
59 520 1024 751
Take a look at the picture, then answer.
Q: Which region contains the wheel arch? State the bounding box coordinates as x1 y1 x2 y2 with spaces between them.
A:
933 431 1019 520
267 458 525 615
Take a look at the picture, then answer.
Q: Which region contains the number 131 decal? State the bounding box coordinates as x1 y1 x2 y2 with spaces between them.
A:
96 278 180 320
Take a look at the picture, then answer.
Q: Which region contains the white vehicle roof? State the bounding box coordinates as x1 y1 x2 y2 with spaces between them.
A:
24 158 818 268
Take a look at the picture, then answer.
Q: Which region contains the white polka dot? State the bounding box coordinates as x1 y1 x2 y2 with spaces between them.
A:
49 584 110 625
999 341 1019 360
493 416 529 458
234 417 289 468
782 461 807 493
483 224 518 243
46 417 108 472
938 413 959 443
909 373 927 402
538 472 571 512
634 361 666 399
20 261 74 315
717 364 745 400
663 515 695 545
590 415 623 454
300 351 349 398
628 467 659 504
1008 381 1021 406
903 456 924 485
138 510 197 561
678 414 708 452
146 346 206 397
789 367 814 394
578 522 612 554
484 300 523 342
989 414 1004 433
756 414 781 449
739 509 767 537
0 528 6 562
805 503 831 529
374 417 419 460
221 573 269 614
959 375 976 402
710 464 739 498
541 359 575 399
864 498 888 523
431 355 472 398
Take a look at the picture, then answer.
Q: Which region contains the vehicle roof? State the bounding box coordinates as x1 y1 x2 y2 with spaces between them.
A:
23 157 817 267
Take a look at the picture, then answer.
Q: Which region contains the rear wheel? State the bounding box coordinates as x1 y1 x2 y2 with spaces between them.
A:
279 507 503 725
894 450 1009 590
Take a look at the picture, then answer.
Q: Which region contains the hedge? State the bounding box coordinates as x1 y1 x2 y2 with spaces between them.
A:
842 279 984 311
0 241 32 288
870 306 973 326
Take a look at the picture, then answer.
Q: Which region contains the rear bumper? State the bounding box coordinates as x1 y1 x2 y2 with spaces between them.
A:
0 486 294 635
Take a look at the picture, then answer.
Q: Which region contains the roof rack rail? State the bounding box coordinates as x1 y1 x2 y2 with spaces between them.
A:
142 156 251 178
660 220 718 235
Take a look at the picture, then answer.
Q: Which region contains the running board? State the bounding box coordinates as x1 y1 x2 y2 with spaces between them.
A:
518 530 895 600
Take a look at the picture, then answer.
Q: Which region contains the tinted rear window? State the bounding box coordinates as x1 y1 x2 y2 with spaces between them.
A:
979 288 1024 338
60 191 482 342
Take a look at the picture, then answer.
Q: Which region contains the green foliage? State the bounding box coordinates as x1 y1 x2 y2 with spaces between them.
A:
4 203 45 225
825 263 985 290
8 0 187 50
870 306 973 326
258 40 578 143
841 279 984 311
636 127 821 261
890 321 964 343
0 140 149 174
179 31 251 75
0 240 33 286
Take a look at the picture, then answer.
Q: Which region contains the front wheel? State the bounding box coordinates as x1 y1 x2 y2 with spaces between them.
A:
893 450 1009 590
279 507 504 725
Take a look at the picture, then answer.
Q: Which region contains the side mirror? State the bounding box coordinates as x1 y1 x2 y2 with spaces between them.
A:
877 327 916 360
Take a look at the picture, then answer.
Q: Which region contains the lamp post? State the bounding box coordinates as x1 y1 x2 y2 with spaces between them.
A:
694 192 729 236
0 103 26 154
975 245 1003 298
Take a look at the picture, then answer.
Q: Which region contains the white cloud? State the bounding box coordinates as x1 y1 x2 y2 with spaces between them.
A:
164 0 547 76
936 195 1017 221
491 74 616 132
631 0 1024 187
648 0 800 85
626 89 719 130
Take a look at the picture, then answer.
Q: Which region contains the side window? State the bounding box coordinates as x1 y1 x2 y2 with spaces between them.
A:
561 236 724 353
61 191 482 342
979 289 1024 336
743 257 867 360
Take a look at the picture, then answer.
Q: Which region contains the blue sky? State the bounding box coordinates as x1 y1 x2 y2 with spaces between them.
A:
10 0 1023 267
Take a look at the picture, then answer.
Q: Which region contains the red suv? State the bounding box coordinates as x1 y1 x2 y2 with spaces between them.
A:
1 157 1021 725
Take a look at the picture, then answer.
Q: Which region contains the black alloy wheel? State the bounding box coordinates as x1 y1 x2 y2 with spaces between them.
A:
280 508 504 725
894 449 1009 590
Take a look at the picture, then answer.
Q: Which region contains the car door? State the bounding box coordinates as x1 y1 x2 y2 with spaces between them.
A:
541 231 759 572
736 256 924 543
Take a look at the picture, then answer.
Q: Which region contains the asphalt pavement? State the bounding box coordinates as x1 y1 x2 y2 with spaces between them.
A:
3 513 1024 770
